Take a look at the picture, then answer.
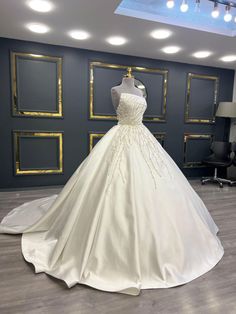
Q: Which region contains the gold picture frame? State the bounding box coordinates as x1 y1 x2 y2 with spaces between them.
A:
153 132 166 147
11 52 63 118
183 133 214 168
185 73 219 124
89 61 168 122
89 132 105 152
13 130 63 175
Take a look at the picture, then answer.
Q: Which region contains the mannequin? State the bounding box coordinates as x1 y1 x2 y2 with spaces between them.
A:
111 67 143 111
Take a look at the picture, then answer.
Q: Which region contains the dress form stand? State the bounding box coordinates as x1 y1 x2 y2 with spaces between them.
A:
111 67 143 111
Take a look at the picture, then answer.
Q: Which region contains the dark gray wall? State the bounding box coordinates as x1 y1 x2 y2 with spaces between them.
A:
0 37 234 188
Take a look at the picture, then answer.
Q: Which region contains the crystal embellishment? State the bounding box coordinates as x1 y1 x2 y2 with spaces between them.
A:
105 93 174 191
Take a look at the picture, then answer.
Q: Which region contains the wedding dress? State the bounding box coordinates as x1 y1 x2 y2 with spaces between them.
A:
0 93 224 296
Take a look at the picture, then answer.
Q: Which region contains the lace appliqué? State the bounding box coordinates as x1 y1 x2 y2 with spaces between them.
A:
104 125 174 192
104 93 174 191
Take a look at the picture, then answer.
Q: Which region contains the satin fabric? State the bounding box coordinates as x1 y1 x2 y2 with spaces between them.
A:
0 93 224 296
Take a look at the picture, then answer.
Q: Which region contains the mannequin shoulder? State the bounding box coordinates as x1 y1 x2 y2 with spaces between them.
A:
111 86 120 94
138 89 143 96
111 87 121 99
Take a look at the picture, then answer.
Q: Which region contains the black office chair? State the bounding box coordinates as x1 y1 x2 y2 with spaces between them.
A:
201 141 232 188
229 142 236 186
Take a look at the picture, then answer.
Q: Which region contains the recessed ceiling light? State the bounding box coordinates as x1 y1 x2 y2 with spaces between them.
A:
162 46 181 54
192 51 212 58
220 55 236 62
27 0 53 12
106 36 127 46
69 30 90 40
150 29 172 39
26 23 49 33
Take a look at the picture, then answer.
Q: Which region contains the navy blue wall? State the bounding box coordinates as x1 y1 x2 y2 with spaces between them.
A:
0 37 234 188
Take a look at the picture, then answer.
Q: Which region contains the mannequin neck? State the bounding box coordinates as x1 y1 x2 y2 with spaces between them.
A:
121 77 135 88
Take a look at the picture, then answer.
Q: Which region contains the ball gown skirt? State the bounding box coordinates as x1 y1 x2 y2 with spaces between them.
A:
0 93 224 296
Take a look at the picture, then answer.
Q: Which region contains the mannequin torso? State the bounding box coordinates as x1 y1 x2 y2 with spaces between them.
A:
111 77 143 111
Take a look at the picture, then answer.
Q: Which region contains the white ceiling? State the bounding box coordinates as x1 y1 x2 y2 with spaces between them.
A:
1 0 236 70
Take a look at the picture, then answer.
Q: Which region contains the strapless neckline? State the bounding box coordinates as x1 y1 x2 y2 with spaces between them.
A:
120 92 144 99
116 92 146 113
116 92 147 126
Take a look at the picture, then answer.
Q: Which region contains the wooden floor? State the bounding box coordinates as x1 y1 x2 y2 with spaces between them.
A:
0 180 235 314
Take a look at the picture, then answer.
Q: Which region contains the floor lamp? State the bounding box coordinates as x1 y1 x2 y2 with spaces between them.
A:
216 102 236 140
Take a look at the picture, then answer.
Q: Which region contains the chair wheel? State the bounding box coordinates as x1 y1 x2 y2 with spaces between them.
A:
219 183 223 188
201 181 205 185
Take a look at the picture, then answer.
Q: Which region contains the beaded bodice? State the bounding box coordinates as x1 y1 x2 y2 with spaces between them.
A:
116 93 147 126
102 92 174 192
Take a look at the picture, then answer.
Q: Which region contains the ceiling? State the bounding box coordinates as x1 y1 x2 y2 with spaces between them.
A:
116 0 236 36
1 0 236 70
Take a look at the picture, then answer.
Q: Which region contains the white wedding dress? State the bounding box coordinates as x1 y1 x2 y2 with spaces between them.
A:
0 93 224 296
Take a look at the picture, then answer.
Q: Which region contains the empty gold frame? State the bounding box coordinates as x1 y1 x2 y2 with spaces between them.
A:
90 61 168 122
89 133 105 152
153 132 166 147
11 52 63 117
183 133 214 168
185 73 219 124
13 131 63 175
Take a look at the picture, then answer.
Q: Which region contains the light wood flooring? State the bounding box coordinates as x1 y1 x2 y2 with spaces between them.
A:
0 180 235 314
